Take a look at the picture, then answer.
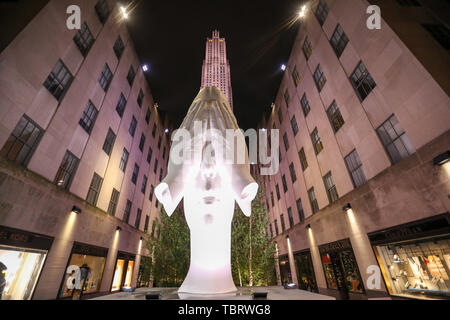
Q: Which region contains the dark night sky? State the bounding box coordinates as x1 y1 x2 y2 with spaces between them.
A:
126 0 302 129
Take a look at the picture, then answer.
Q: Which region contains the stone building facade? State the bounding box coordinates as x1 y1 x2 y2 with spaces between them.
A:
0 0 171 299
255 0 450 300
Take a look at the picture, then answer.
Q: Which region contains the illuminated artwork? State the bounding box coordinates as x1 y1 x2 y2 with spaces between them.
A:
155 87 258 294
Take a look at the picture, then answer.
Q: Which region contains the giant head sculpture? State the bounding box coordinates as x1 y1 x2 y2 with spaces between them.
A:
155 87 258 294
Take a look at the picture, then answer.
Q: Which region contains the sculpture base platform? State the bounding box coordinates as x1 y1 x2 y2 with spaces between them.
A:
90 286 335 300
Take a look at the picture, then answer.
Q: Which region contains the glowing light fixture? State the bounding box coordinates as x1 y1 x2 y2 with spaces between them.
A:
140 236 144 241
343 203 352 212
116 226 122 232
281 64 286 71
298 5 307 18
306 224 311 230
433 151 450 166
142 65 149 72
71 206 82 215
165 128 169 134
120 6 128 19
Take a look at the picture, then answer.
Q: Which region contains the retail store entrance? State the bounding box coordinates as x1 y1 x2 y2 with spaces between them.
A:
294 250 318 293
278 254 292 286
319 239 365 300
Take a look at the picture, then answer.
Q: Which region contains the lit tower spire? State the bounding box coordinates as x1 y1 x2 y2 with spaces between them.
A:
201 30 233 109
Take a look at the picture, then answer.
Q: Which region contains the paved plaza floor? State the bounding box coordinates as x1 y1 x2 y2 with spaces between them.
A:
91 286 336 300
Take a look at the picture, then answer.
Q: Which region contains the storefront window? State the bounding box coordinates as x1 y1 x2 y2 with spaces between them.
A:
0 245 47 300
111 252 135 292
375 236 450 299
60 253 106 298
278 255 292 285
111 259 125 292
322 253 337 290
294 251 318 292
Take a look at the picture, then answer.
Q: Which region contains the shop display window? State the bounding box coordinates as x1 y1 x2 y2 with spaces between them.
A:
294 251 318 292
375 236 450 299
0 245 47 300
111 253 135 292
60 253 106 298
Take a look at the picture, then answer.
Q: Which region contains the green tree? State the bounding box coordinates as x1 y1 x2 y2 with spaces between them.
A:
146 206 190 287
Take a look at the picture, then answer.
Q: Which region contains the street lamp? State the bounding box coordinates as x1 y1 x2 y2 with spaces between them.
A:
142 65 149 72
298 5 307 18
120 6 129 19
281 64 286 71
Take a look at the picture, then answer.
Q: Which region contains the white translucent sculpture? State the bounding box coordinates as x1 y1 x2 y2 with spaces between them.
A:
155 87 258 294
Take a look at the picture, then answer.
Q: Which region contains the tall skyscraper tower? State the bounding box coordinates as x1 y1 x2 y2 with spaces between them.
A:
201 30 233 109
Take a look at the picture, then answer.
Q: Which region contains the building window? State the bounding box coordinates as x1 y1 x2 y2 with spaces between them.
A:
313 64 327 92
123 200 132 224
86 173 103 206
290 116 299 137
107 188 120 216
282 175 288 193
274 220 279 236
323 172 339 204
43 59 73 101
99 63 113 92
147 147 153 164
283 133 289 151
144 215 150 233
153 159 158 174
271 192 274 207
308 188 319 214
315 0 329 26
146 187 155 207
280 215 286 233
162 147 166 160
127 65 136 86
119 148 129 172
275 184 281 200
79 100 98 134
269 224 273 238
284 89 290 108
422 24 450 50
300 93 311 117
289 163 297 183
158 136 162 150
139 134 146 152
142 175 148 194
296 198 305 222
54 151 79 190
311 128 324 155
350 61 376 101
292 66 301 87
155 199 159 209
0 115 44 166
302 37 312 60
114 94 126 118
113 36 125 60
376 114 415 164
102 128 116 156
152 124 157 138
131 164 139 184
327 100 345 133
137 89 144 108
159 168 163 182
95 0 110 24
129 116 137 137
330 24 349 58
288 208 294 229
73 22 94 57
299 148 308 171
135 209 142 229
345 149 367 188
145 108 151 124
